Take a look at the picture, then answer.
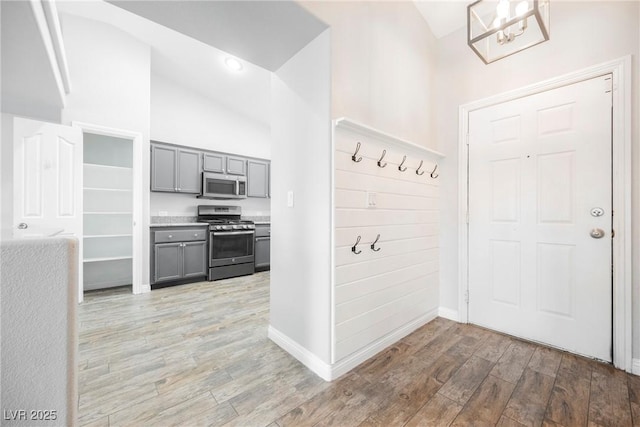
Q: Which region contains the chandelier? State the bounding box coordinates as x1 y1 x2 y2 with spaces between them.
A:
467 0 550 64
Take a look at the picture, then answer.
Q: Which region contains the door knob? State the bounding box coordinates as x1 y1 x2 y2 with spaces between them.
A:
17 223 28 229
590 228 605 239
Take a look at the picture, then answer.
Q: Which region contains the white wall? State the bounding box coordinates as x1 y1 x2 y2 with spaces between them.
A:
1 237 78 426
300 1 437 147
150 74 271 217
60 13 152 287
434 1 640 355
270 30 332 364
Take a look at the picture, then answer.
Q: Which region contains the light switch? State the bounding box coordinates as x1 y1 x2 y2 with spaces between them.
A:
366 192 377 208
287 191 294 208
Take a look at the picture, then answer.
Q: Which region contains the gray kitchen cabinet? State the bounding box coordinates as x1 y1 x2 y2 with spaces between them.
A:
151 144 177 192
151 143 201 193
183 241 207 278
177 149 201 193
154 242 183 282
151 226 208 286
226 156 246 175
203 153 225 173
247 160 269 198
254 224 270 271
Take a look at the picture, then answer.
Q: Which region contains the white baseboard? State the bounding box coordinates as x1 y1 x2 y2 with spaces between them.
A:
632 358 640 376
438 307 459 322
268 307 439 382
267 326 333 381
329 308 438 380
134 283 151 294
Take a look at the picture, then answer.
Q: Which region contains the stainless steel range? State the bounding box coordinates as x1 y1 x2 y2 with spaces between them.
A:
197 205 255 281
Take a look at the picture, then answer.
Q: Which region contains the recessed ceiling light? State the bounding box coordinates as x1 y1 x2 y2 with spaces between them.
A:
224 57 243 72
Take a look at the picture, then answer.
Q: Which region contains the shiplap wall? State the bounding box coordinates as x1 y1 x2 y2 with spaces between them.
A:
333 118 444 362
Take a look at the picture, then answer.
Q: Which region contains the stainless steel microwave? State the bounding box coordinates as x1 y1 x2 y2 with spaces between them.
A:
201 172 247 199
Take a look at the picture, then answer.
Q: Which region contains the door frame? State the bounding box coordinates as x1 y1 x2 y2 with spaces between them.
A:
457 56 632 371
72 121 146 297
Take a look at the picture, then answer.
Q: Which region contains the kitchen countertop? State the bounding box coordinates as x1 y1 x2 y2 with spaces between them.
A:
150 223 209 228
253 221 271 225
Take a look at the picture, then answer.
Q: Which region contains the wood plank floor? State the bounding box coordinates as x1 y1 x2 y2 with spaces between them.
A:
79 272 639 426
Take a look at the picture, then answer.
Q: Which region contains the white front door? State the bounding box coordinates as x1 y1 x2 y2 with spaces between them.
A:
13 117 84 300
468 75 612 362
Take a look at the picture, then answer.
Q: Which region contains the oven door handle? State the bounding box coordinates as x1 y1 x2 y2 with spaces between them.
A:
211 231 255 236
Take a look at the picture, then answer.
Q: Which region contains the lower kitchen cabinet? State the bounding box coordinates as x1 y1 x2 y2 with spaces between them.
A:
254 223 270 271
151 226 207 287
182 241 207 278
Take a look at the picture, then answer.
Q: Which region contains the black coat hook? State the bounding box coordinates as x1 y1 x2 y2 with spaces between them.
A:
352 142 362 163
352 235 362 254
416 160 425 176
398 155 407 172
370 234 381 252
430 164 439 178
377 150 387 168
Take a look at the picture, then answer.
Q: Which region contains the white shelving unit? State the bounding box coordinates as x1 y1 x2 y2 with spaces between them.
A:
83 134 134 291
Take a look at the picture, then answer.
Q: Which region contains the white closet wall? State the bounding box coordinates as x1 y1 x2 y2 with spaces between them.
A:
83 133 133 290
333 118 444 363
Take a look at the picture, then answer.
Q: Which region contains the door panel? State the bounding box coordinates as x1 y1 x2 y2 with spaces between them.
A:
22 134 43 217
177 149 200 193
182 241 207 278
151 144 177 192
468 75 612 362
14 117 83 234
58 136 77 217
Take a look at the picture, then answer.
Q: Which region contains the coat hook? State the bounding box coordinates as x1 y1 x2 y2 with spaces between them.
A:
352 235 362 254
430 163 439 178
377 150 387 168
352 142 363 163
370 234 381 252
398 155 407 172
416 160 425 176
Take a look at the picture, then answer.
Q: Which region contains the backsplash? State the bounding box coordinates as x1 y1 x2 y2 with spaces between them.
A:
150 215 270 224
150 216 199 224
150 192 270 220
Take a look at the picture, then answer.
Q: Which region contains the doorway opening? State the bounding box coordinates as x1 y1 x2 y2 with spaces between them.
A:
73 122 145 300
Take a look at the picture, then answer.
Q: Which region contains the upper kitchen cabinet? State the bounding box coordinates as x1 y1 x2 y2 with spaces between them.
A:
203 153 246 176
247 160 270 198
203 153 225 173
227 156 246 176
177 149 201 193
151 143 201 193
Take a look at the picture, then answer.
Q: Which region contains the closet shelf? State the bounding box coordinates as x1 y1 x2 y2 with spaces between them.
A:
83 187 133 192
84 234 132 238
83 256 132 263
84 163 133 170
84 212 133 215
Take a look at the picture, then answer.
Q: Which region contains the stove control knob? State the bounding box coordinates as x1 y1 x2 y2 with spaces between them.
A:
223 225 232 231
232 225 240 230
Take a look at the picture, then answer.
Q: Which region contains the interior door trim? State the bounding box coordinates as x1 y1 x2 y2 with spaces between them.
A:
457 56 632 372
72 121 148 300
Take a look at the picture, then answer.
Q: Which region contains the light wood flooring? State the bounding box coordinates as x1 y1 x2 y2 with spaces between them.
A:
79 272 640 426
